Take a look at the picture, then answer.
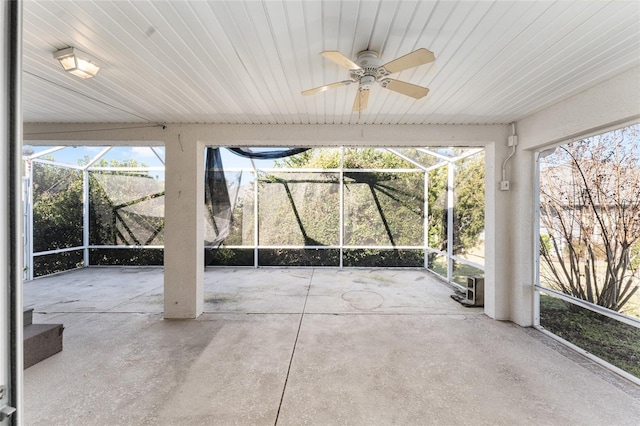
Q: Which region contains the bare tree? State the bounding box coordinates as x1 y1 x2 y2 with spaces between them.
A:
539 125 640 314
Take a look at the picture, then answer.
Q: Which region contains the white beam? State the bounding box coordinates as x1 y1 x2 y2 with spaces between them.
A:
23 123 507 147
517 66 640 150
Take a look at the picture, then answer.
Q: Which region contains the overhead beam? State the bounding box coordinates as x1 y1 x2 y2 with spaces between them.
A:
517 66 640 150
23 123 508 147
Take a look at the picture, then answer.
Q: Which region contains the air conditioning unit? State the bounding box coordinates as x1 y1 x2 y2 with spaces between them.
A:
465 276 484 307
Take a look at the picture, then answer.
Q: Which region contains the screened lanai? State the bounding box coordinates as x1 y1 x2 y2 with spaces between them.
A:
4 0 640 423
24 145 485 286
23 145 166 279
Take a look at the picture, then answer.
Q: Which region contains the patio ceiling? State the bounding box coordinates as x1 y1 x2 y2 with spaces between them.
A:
22 0 640 125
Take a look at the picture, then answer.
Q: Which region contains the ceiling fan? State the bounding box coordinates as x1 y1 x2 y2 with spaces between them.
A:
302 48 435 111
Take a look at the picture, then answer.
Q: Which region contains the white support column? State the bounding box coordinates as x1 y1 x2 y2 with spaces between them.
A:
509 149 535 326
82 168 89 267
164 135 204 319
483 137 513 322
484 136 536 326
446 163 454 280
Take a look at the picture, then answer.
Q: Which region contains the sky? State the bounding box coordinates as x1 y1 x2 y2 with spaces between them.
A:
24 145 165 168
24 145 277 170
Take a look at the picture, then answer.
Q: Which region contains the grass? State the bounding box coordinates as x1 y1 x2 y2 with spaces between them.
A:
539 294 640 378
621 292 640 319
539 259 640 319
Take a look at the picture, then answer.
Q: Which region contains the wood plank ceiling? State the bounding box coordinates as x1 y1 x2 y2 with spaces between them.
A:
22 0 640 125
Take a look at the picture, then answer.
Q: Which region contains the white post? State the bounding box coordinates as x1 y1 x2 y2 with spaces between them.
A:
163 135 204 319
339 146 344 268
82 168 89 267
509 149 535 326
27 164 33 281
253 167 259 267
483 139 513 321
446 162 454 280
423 171 428 269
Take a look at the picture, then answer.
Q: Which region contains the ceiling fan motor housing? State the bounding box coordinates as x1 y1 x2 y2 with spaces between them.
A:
351 51 392 88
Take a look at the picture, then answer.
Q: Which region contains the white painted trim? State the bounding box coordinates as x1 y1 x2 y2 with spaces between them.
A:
537 286 640 329
32 246 84 257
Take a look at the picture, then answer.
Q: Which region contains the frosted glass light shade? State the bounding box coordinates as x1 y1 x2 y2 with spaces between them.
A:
53 47 101 79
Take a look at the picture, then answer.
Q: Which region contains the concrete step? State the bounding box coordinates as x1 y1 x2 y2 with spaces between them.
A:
24 322 64 369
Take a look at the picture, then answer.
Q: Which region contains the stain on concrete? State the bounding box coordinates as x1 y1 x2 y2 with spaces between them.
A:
341 290 385 310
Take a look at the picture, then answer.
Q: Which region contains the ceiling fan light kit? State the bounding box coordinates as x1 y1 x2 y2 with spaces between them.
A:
302 48 434 112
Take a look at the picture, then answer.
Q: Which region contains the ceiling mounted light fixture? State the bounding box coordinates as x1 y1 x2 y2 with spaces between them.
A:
53 47 101 79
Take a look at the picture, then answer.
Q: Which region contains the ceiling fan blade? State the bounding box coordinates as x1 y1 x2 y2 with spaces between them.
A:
380 48 435 74
381 79 429 99
352 89 370 111
302 80 353 96
321 51 362 71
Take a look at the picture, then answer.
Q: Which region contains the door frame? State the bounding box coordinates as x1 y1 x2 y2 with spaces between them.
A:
2 0 23 424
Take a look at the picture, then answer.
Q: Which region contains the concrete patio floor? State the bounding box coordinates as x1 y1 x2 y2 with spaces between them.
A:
24 267 640 425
